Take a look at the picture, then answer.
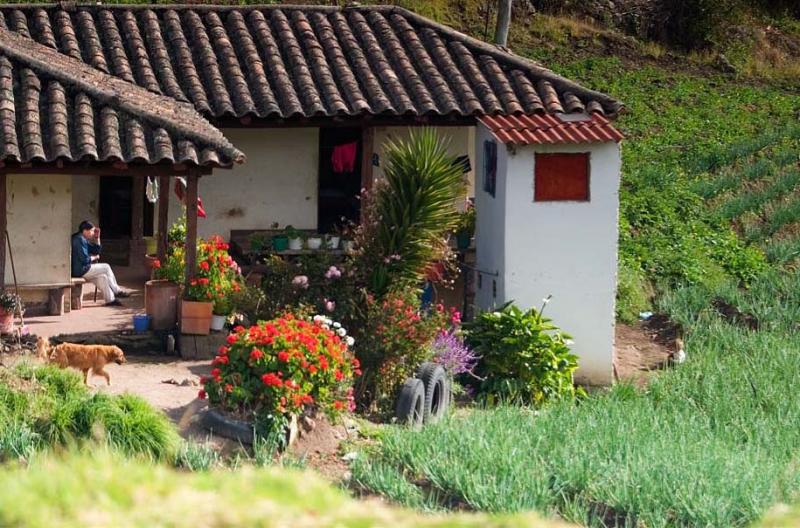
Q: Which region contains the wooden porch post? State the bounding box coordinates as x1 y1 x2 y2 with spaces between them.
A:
131 176 144 241
360 126 375 194
0 172 6 290
156 175 170 262
184 172 199 295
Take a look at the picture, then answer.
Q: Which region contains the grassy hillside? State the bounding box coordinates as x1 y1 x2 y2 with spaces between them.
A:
352 5 800 528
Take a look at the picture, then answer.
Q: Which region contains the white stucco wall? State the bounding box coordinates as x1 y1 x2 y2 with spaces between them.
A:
168 128 320 238
474 124 507 309
372 126 475 194
475 126 621 385
5 174 72 286
71 174 100 230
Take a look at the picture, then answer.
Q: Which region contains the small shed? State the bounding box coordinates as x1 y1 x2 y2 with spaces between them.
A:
475 113 624 385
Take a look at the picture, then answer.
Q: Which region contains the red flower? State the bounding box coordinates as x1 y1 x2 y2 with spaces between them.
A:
198 278 210 286
152 259 161 269
250 348 264 361
200 261 210 271
333 400 344 411
198 390 206 400
210 368 221 378
334 369 344 381
226 334 238 345
261 373 283 387
277 351 290 362
224 383 233 393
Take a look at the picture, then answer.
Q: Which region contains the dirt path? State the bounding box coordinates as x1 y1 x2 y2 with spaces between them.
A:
95 356 213 439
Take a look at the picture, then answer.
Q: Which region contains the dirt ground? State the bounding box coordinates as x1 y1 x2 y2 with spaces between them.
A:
614 315 679 385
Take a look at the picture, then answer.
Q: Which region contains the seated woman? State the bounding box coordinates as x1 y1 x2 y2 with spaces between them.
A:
70 220 129 306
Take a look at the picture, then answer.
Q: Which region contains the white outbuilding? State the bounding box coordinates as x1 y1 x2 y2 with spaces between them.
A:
474 113 624 385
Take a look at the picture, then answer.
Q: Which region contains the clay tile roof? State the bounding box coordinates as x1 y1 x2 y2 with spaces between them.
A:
480 113 624 145
0 25 245 167
0 4 621 121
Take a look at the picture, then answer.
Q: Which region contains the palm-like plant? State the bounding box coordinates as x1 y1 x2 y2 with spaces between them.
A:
357 128 466 297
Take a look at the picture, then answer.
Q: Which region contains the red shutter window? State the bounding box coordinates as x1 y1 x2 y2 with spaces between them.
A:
534 153 590 202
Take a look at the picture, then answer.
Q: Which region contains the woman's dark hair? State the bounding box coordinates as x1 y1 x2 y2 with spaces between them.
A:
78 220 94 233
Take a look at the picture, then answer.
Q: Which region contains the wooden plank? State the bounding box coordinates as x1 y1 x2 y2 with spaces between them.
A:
184 172 199 296
131 176 145 241
360 126 375 193
0 173 6 290
157 174 170 262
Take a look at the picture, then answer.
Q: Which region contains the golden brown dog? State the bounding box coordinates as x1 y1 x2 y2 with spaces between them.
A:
48 343 126 386
35 336 50 361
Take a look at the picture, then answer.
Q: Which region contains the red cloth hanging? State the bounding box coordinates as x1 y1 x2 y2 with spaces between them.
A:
331 142 358 173
174 177 207 218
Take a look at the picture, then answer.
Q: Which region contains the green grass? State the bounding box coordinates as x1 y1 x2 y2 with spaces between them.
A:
354 292 800 526
353 27 800 528
0 450 568 528
0 363 180 462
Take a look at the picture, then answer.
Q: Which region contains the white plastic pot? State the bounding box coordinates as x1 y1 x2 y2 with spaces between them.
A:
210 314 226 332
326 236 340 249
288 237 303 250
307 237 323 250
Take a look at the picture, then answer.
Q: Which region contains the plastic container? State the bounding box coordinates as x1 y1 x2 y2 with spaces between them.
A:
133 314 151 333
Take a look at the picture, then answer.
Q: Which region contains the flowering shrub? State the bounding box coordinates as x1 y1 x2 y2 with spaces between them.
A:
255 253 359 323
154 231 242 315
355 291 450 409
430 331 479 377
200 314 359 427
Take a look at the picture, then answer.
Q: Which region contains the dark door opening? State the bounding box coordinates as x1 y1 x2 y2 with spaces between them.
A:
318 127 362 233
99 176 133 239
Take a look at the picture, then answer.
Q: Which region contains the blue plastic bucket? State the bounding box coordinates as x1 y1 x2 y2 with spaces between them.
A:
133 314 151 333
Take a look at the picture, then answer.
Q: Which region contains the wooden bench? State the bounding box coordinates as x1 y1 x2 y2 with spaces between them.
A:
20 283 73 316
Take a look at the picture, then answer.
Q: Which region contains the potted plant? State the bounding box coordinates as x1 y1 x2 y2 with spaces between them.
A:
182 236 242 336
270 222 289 252
325 233 341 250
0 291 19 334
285 225 303 251
145 219 184 331
249 232 268 255
306 234 323 250
455 201 475 250
211 296 233 332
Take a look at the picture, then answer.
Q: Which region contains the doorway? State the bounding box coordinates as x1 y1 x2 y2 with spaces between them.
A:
98 176 154 265
317 127 362 233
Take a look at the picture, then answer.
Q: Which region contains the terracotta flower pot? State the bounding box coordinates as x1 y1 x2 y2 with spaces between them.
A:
145 280 179 331
181 300 213 335
0 309 14 334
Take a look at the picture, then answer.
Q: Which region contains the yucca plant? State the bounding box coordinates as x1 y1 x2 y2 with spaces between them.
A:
356 128 466 297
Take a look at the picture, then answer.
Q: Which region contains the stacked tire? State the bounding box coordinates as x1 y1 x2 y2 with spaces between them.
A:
394 362 450 428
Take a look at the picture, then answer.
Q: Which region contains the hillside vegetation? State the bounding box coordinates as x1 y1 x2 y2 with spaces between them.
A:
351 2 800 527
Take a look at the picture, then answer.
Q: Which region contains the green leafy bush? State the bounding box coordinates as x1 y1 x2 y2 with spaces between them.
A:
464 303 583 405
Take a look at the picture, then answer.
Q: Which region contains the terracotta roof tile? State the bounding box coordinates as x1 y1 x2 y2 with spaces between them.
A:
0 4 619 121
0 26 244 167
481 113 624 145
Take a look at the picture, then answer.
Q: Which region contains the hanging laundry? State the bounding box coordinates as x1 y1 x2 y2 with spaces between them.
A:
331 142 358 173
174 177 207 218
145 176 158 203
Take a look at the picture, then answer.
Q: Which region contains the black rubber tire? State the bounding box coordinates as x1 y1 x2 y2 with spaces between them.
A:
416 362 449 423
201 409 255 445
395 378 425 428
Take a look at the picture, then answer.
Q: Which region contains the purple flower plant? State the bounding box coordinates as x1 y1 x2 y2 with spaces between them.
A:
431 331 479 376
